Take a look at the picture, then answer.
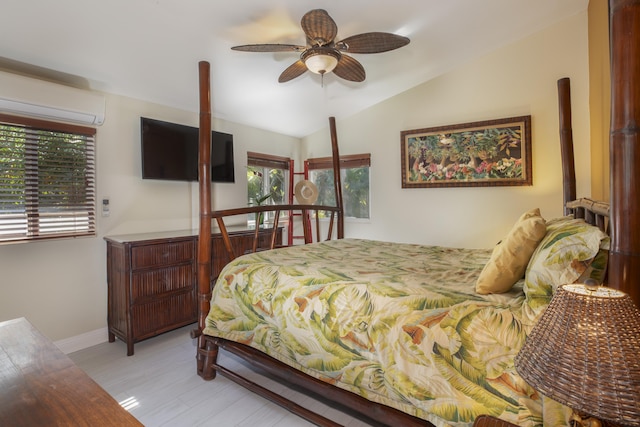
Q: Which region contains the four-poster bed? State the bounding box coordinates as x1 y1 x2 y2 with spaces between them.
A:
190 1 639 425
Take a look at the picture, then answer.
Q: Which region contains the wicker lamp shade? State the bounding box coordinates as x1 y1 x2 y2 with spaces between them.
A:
515 284 640 426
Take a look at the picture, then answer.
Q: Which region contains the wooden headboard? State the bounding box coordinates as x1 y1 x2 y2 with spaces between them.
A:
565 198 610 234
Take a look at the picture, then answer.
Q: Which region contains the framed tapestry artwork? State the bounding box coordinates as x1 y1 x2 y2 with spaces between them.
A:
400 115 532 188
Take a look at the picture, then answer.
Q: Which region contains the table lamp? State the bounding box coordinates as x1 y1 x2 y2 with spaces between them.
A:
515 283 640 427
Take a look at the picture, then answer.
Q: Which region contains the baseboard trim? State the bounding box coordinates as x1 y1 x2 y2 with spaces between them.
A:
54 327 109 354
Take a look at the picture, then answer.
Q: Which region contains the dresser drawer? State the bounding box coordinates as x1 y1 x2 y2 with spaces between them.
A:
131 263 194 301
131 291 197 340
131 240 194 269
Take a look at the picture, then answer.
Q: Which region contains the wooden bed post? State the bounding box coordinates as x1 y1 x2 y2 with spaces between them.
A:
329 117 344 239
608 0 640 307
192 61 217 379
558 77 576 215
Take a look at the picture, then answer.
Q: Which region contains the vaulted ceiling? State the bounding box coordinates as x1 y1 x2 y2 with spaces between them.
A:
1 0 588 137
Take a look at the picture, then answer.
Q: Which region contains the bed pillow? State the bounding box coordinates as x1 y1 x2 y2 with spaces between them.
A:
523 216 610 313
476 208 547 294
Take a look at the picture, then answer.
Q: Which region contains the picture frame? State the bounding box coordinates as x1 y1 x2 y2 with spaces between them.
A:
400 115 532 188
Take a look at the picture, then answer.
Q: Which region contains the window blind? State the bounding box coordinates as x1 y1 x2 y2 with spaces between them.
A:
247 152 290 170
0 114 96 243
307 153 370 170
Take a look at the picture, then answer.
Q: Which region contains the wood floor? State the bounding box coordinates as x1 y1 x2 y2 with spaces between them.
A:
69 324 377 427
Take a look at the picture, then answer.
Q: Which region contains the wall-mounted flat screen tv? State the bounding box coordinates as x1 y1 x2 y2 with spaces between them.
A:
140 117 235 183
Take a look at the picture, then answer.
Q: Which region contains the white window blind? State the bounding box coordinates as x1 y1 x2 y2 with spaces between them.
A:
0 114 96 243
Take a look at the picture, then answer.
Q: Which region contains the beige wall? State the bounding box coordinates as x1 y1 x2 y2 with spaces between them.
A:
303 10 590 249
0 92 299 342
588 0 611 201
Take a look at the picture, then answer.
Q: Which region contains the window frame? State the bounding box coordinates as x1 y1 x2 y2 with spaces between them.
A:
0 113 97 244
247 152 290 224
307 153 371 220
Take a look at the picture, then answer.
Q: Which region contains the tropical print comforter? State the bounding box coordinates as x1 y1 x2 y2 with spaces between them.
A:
204 238 570 427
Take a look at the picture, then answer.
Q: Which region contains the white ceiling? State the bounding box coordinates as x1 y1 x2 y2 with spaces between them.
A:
1 0 588 138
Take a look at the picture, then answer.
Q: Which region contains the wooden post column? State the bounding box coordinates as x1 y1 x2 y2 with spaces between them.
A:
608 0 640 306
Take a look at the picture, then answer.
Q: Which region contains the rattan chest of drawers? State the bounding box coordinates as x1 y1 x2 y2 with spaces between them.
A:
105 227 281 355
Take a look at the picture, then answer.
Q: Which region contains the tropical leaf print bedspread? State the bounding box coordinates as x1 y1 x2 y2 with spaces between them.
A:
204 238 570 427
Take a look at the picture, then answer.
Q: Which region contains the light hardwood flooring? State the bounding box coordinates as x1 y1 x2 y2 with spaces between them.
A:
69 324 378 427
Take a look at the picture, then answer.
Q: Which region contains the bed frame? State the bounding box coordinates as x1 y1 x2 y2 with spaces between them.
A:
191 1 639 425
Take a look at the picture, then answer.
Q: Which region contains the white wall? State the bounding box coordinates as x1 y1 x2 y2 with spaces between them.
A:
0 92 299 342
303 10 590 249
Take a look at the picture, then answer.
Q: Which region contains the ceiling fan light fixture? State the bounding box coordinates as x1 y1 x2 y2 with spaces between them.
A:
302 48 340 75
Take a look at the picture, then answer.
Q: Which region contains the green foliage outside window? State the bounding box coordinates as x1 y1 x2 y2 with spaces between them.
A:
246 159 370 220
247 166 286 206
0 121 95 242
311 167 370 219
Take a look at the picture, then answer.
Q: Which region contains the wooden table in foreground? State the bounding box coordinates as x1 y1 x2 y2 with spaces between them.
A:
0 317 142 426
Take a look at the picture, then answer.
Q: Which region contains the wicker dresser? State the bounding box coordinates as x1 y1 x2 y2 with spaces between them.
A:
105 226 281 355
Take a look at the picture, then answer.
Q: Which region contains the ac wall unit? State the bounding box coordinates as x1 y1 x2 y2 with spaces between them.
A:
0 70 105 126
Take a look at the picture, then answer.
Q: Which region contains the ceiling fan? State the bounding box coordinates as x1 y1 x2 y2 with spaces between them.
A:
231 9 410 83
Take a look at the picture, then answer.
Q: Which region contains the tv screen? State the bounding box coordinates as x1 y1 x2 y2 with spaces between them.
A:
140 117 235 183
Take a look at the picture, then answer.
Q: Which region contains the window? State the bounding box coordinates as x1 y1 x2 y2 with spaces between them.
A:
0 114 96 243
308 153 370 219
247 152 289 215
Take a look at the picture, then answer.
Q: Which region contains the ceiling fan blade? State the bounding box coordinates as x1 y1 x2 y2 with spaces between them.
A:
231 44 305 53
333 55 366 82
337 32 410 53
301 9 337 46
278 60 308 83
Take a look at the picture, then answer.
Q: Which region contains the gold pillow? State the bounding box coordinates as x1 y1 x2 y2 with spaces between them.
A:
476 208 547 294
